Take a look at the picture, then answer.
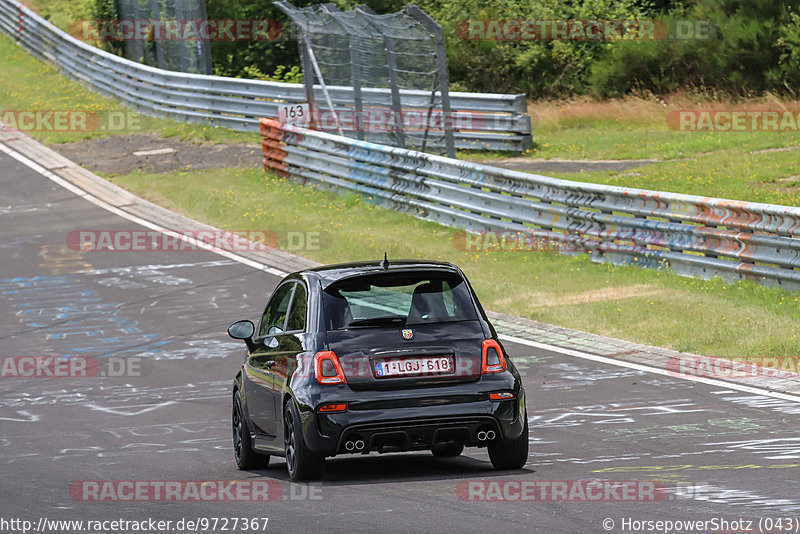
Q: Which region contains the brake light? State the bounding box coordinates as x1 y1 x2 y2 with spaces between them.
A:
317 403 348 413
314 351 347 385
481 339 506 374
489 392 515 400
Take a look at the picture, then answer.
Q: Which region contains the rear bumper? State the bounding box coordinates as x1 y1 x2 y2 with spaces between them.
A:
300 378 525 456
335 415 502 454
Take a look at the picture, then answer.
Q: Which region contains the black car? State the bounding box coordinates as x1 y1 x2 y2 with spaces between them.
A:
227 259 528 480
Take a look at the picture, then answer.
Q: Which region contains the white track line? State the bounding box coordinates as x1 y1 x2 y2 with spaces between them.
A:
0 143 286 277
3 141 798 404
500 334 800 403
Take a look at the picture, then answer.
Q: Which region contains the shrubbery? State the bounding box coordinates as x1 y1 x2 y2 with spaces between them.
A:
589 0 800 97
92 0 800 97
414 0 646 96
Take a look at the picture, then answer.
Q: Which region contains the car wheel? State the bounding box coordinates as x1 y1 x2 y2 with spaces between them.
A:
284 400 324 481
488 417 528 470
431 443 464 457
232 390 269 470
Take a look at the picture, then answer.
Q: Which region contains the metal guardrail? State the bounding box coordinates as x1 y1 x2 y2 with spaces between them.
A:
0 0 532 152
260 117 800 290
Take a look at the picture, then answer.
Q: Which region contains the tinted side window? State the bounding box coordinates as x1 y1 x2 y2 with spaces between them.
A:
286 283 307 332
258 282 294 337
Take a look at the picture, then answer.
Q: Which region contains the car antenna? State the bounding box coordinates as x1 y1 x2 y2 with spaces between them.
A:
381 252 389 269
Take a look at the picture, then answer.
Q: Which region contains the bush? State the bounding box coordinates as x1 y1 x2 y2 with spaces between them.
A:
90 0 800 98
590 0 800 97
414 0 646 97
91 0 124 56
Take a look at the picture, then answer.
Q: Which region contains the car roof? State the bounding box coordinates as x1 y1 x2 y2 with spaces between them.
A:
300 260 462 289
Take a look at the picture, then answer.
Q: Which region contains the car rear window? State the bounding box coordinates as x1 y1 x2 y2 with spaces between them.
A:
322 271 478 331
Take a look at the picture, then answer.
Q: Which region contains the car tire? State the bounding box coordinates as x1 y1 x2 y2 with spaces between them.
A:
233 390 270 470
488 417 528 470
431 443 464 457
284 400 324 481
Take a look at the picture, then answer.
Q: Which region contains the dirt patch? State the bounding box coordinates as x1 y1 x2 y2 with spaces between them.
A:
553 284 665 306
56 132 659 176
494 284 665 309
52 134 262 176
751 174 800 193
750 146 800 155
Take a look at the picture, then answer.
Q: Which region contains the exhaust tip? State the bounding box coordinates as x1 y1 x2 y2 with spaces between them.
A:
477 431 487 441
355 439 365 450
486 430 496 440
345 440 355 451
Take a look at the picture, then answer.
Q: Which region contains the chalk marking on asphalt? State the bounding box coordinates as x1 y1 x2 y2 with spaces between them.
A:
133 148 176 157
0 410 40 422
3 141 799 404
500 334 800 404
83 402 176 416
0 143 285 277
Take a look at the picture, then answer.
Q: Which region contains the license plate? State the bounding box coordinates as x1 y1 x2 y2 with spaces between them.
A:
375 356 452 378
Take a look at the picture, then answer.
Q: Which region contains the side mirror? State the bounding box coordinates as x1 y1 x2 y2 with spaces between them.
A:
228 320 255 340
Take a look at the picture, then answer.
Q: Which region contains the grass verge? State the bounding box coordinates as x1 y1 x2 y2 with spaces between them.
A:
109 167 800 358
0 35 254 144
462 94 800 162
548 145 800 205
524 95 800 160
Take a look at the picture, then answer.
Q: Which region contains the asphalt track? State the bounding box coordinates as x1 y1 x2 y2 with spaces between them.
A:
1 148 800 534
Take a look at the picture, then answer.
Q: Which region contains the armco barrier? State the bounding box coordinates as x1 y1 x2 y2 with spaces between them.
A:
0 0 531 152
260 117 800 290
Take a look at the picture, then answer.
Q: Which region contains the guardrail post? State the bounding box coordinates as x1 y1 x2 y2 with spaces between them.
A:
298 33 317 129
16 2 22 43
195 0 213 74
348 34 365 140
405 5 455 158
150 0 168 70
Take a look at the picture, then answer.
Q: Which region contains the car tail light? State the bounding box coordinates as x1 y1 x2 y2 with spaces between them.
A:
481 339 506 374
314 351 347 385
489 392 515 401
317 403 348 413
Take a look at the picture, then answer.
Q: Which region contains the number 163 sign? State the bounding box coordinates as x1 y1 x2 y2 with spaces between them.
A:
278 103 311 126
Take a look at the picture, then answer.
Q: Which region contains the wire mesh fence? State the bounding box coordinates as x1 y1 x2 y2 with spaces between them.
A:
116 0 212 74
275 2 455 157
